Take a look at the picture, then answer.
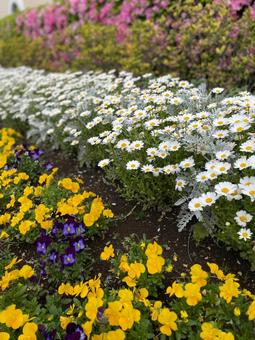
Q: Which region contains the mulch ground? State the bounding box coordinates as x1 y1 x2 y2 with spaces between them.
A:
45 150 255 291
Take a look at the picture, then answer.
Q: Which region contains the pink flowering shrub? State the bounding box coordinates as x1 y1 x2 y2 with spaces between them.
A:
228 0 255 17
16 0 172 42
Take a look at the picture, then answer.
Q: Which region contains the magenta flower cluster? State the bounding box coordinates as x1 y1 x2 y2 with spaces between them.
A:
228 0 255 17
16 0 171 42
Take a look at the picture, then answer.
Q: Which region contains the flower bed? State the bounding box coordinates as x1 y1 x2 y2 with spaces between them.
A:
0 127 255 338
1 67 255 268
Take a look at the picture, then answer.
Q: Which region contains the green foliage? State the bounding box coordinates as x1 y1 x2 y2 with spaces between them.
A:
120 21 168 75
74 23 123 72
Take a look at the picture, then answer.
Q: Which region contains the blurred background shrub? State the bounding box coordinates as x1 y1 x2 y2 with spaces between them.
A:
0 0 254 89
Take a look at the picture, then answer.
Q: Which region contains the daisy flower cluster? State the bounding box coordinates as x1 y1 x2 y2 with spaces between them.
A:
0 67 255 266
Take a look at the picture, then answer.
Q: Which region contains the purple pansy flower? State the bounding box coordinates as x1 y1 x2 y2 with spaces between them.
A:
44 162 54 171
51 222 62 237
97 306 105 322
36 234 51 255
63 222 76 236
48 250 58 263
72 237 85 253
38 324 56 340
30 149 44 160
75 223 85 235
61 247 76 266
65 323 86 340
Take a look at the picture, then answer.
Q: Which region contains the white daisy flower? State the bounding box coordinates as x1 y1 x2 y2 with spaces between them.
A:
205 160 218 170
146 148 158 157
234 157 249 170
230 122 250 133
240 184 255 201
180 157 195 169
159 141 171 151
212 130 229 139
169 141 181 151
157 151 167 159
141 164 154 173
206 169 219 180
80 111 91 117
170 97 183 105
116 139 130 150
163 164 178 174
85 122 95 129
196 172 208 183
130 140 144 151
46 128 54 135
200 192 218 206
144 119 160 130
213 118 229 127
239 176 255 187
98 159 111 168
196 111 210 119
215 162 231 174
87 137 101 145
240 140 255 153
215 182 237 197
234 210 253 227
215 150 232 160
175 178 186 191
238 228 253 241
212 87 224 94
188 198 203 211
126 160 140 170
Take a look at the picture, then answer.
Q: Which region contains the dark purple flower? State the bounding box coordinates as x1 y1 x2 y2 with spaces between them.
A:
65 323 86 340
72 237 85 253
30 149 44 160
63 222 76 236
38 324 56 340
44 162 54 171
15 149 24 158
51 222 62 237
48 250 58 263
97 306 105 321
61 247 76 266
75 223 85 235
36 234 51 255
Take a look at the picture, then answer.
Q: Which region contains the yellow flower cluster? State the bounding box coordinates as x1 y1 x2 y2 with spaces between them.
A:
0 304 37 339
84 197 113 227
0 257 34 291
57 191 96 216
105 297 140 330
39 167 58 187
200 322 234 340
34 203 53 230
0 129 113 238
0 128 17 169
92 329 125 340
9 236 253 339
145 241 165 274
118 241 167 288
100 244 115 260
58 177 80 193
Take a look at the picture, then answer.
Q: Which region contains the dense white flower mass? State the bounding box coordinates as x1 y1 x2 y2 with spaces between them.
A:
0 66 255 257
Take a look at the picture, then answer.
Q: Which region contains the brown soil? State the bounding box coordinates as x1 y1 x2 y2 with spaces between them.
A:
45 150 255 291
